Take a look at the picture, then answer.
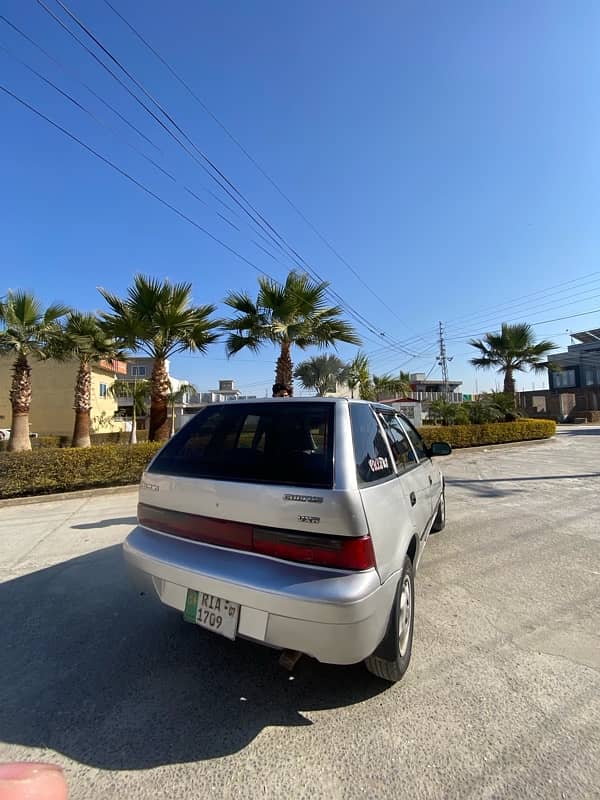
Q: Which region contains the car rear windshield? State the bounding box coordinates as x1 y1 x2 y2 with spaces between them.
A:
148 402 334 488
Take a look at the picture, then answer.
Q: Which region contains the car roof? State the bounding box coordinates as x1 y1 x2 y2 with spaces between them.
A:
198 397 404 413
198 397 340 407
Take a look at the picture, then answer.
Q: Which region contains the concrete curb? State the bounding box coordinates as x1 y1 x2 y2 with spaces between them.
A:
0 484 138 508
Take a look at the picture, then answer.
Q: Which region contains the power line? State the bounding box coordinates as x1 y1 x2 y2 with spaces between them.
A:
445 285 600 341
0 84 284 283
55 0 600 365
446 302 600 345
367 272 600 355
38 0 310 263
0 41 176 182
444 270 600 328
33 0 365 332
36 0 417 355
0 12 158 150
438 277 600 342
100 0 425 340
0 36 265 239
0 82 393 360
4 0 267 237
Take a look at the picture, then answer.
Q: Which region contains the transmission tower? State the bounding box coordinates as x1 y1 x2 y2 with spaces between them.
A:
437 321 453 399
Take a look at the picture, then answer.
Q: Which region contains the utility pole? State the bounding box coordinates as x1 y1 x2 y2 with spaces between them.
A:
437 321 453 400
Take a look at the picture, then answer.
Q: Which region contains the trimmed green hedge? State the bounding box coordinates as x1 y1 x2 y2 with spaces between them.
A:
90 431 149 445
0 442 163 499
419 419 556 448
0 419 557 499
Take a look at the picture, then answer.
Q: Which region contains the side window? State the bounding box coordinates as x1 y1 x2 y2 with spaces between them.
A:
378 413 418 474
349 403 394 485
397 416 428 461
237 414 264 451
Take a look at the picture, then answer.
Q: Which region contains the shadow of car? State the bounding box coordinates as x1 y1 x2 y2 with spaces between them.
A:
0 545 388 770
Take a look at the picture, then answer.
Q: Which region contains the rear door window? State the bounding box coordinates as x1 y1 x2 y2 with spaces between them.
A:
377 412 418 474
148 402 334 488
349 403 394 485
397 416 429 461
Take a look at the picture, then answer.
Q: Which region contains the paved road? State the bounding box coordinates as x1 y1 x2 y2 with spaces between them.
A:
1 427 599 799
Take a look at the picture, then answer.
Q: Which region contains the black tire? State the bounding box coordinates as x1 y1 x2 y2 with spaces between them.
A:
431 485 446 533
364 556 415 682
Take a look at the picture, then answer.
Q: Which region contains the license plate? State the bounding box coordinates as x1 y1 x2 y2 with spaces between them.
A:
183 589 240 640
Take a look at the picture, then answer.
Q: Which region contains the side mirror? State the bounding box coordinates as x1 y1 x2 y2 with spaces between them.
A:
429 441 452 457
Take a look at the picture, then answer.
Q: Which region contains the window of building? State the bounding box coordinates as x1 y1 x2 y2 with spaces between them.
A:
583 367 600 386
99 383 108 398
131 366 147 377
552 369 575 388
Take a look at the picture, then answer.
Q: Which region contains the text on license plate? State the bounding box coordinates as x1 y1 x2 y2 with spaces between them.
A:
183 589 240 640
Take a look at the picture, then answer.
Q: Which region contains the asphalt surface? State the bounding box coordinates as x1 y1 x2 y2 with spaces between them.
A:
1 426 599 799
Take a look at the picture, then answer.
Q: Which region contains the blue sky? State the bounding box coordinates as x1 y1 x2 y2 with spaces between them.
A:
2 0 600 396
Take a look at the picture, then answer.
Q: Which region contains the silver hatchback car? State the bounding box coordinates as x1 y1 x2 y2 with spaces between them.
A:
124 398 451 681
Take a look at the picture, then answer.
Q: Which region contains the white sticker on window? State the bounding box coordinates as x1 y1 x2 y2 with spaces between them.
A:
368 457 389 472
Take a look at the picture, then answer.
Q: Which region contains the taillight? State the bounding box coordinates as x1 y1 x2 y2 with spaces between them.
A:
138 503 376 571
252 529 375 570
137 503 252 549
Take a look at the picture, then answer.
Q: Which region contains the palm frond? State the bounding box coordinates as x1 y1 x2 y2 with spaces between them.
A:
222 269 359 364
0 290 68 360
225 332 264 356
223 290 258 315
98 276 220 362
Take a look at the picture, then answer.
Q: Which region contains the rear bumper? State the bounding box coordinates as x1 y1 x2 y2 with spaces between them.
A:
123 526 398 665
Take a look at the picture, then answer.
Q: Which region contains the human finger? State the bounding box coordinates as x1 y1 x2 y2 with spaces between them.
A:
0 763 68 800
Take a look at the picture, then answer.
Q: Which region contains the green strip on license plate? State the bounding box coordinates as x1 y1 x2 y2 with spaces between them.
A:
184 588 199 623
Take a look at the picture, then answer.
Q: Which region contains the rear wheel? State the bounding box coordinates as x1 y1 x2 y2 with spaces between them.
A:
431 486 446 533
365 556 414 682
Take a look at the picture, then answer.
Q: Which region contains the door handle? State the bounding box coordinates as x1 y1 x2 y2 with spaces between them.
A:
429 475 433 485
410 491 417 506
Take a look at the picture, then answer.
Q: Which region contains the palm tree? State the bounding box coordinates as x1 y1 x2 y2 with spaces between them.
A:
347 352 374 399
166 381 197 436
372 371 412 401
0 290 69 451
99 275 220 441
429 399 466 426
293 354 349 396
109 379 150 444
484 390 520 422
223 270 360 393
57 312 124 447
469 323 556 394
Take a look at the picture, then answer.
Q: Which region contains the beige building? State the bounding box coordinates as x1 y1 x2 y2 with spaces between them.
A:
0 357 128 436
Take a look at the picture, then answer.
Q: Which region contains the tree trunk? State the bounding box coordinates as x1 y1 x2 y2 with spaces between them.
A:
275 341 293 394
129 404 137 445
170 405 176 437
149 358 171 441
503 368 516 394
72 360 92 447
8 354 32 452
